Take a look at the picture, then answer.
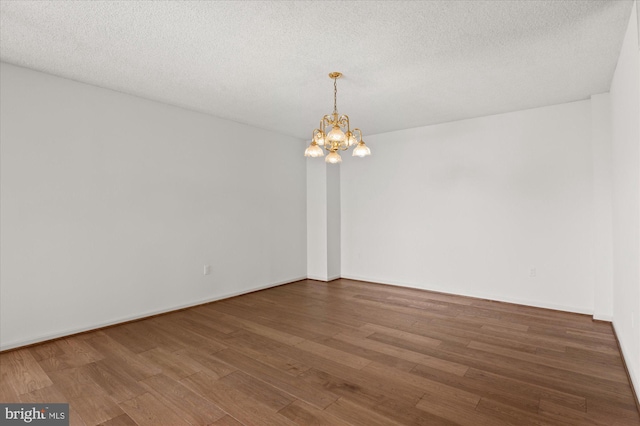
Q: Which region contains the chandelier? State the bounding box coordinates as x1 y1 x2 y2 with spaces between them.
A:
304 72 371 164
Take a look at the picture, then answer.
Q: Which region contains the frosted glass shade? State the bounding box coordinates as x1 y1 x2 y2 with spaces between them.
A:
352 141 371 157
325 150 342 164
327 125 346 143
304 142 324 157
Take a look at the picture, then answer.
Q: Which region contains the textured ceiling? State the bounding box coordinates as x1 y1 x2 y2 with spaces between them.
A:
0 1 633 140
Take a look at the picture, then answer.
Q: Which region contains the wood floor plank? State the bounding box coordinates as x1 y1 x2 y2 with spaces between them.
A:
48 366 124 425
103 325 158 354
97 414 138 426
312 335 417 372
63 386 123 425
139 373 226 424
361 323 442 347
149 316 229 353
56 337 105 362
138 347 205 381
178 348 236 380
416 393 511 426
180 370 298 426
323 397 405 426
122 320 186 353
208 415 245 426
410 361 571 414
266 341 429 408
586 398 640 425
0 381 22 402
0 348 53 394
301 367 456 426
294 339 373 370
84 334 160 380
173 307 240 335
205 311 307 346
28 340 65 361
37 354 88 373
421 321 545 353
94 355 158 384
371 328 636 408
0 279 637 425
468 339 628 383
45 365 96 394
221 333 312 377
362 361 481 408
538 344 624 369
475 397 575 426
207 302 326 341
277 399 347 425
19 385 87 426
332 331 469 376
81 361 147 403
212 348 339 409
352 293 460 322
118 392 188 426
463 367 587 412
407 321 474 346
538 399 605 426
217 370 295 411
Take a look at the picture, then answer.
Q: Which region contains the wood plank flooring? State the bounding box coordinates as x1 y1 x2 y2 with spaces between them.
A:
1 279 639 425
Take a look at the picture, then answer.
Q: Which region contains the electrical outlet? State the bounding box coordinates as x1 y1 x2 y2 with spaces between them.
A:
529 267 536 278
204 265 211 275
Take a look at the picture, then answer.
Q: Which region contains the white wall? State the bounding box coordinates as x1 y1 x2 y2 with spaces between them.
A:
341 100 596 314
610 1 640 398
0 62 307 350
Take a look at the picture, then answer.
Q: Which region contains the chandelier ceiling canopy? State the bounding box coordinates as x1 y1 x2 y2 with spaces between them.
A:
305 72 371 164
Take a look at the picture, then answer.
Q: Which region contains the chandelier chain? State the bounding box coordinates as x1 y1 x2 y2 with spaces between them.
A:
333 77 338 114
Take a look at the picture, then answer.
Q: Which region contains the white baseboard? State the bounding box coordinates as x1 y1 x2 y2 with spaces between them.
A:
593 313 613 322
306 274 328 281
612 322 640 407
340 274 594 316
0 275 307 352
306 274 340 282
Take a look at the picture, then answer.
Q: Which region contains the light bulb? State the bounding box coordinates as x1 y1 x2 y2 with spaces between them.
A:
327 125 346 144
325 150 342 164
315 131 325 146
352 141 371 157
304 142 324 157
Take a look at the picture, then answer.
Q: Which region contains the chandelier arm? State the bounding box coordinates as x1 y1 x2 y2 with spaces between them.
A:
321 117 331 150
318 121 325 150
338 115 350 132
352 128 363 143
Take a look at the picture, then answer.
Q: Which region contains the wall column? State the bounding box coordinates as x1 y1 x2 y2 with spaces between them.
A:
306 160 340 281
591 93 614 320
